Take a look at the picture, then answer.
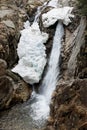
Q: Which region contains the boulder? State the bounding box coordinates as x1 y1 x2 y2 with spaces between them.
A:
13 80 32 102
0 74 32 110
0 76 14 110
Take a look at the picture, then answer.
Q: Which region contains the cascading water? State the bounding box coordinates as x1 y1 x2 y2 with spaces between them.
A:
34 1 48 22
39 22 64 102
29 22 64 126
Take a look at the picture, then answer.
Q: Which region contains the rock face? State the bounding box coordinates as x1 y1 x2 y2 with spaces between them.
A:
47 79 87 130
67 18 86 78
0 0 26 67
60 17 86 80
46 14 87 130
0 0 32 109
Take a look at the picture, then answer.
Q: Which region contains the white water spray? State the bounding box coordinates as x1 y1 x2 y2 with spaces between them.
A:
30 22 64 124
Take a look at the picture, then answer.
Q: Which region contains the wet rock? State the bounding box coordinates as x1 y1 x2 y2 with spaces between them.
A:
0 74 32 110
13 81 32 103
8 70 32 107
0 59 7 76
0 76 14 110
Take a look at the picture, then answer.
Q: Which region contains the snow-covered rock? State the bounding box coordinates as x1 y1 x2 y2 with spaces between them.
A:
47 0 59 8
12 22 48 84
42 6 74 27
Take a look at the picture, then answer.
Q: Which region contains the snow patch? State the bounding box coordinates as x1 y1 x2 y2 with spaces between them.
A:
42 6 74 27
12 22 48 84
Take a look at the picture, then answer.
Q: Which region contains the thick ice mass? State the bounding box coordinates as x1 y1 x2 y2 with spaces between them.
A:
12 22 48 84
42 6 74 27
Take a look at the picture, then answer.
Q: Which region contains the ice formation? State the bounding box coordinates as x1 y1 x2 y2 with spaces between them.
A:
48 0 59 8
42 6 74 27
12 22 48 84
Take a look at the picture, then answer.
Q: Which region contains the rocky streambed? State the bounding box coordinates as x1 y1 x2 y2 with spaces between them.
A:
0 0 87 130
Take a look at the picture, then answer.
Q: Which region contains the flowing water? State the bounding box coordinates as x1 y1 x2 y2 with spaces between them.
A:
29 22 64 126
34 1 48 22
0 1 64 130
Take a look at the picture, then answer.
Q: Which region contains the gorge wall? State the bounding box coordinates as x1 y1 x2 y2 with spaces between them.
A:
0 0 87 130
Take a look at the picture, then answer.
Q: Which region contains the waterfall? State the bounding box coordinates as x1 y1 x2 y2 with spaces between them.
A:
12 0 73 127
30 22 64 126
39 22 64 103
34 1 48 22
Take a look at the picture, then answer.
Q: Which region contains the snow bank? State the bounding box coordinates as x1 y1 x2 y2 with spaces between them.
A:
12 22 48 84
42 6 74 27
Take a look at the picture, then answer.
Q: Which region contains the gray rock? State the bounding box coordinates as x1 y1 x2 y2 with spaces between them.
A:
0 9 14 18
0 76 14 110
0 59 7 76
68 17 86 77
2 20 15 28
